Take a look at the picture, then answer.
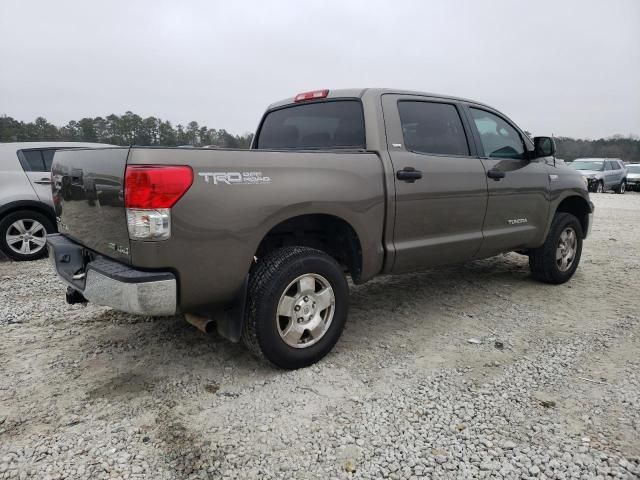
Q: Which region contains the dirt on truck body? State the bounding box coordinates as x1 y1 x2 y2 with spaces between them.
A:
48 88 594 369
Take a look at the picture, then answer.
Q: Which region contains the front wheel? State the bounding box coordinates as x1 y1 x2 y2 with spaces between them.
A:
242 247 349 369
529 212 583 284
596 181 604 193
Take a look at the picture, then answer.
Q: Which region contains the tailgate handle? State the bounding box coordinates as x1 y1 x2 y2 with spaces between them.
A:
397 167 423 183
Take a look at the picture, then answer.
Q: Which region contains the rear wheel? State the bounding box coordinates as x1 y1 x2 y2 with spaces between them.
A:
529 212 583 284
242 247 349 369
615 180 626 194
0 210 54 261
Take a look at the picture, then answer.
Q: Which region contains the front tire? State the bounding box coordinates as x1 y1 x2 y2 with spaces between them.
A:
242 247 349 369
596 181 604 193
0 210 54 261
529 213 583 284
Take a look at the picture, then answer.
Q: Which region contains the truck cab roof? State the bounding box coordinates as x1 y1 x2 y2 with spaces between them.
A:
267 88 493 110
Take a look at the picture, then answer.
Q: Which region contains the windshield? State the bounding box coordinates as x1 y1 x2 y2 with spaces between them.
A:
255 100 365 150
627 165 640 173
571 160 604 171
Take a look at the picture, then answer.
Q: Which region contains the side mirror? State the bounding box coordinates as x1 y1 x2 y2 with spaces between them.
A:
533 136 556 158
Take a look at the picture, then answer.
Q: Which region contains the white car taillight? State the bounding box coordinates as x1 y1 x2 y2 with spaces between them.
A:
126 208 171 240
124 165 193 241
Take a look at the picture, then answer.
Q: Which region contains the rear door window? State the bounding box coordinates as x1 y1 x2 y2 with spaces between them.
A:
469 108 525 160
17 150 46 172
397 101 469 156
42 150 56 170
256 100 365 150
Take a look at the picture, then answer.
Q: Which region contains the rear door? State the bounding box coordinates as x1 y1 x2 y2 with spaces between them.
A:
382 95 488 273
611 160 623 186
603 161 617 188
464 106 550 257
17 149 56 206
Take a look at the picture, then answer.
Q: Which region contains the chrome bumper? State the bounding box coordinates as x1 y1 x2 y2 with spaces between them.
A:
47 234 177 316
82 268 176 316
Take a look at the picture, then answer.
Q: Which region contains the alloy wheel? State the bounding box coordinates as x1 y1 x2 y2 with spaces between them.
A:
5 219 47 256
276 273 335 348
556 227 577 272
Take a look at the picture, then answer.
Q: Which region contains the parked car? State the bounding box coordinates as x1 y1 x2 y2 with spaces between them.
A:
624 163 640 191
0 142 111 261
47 88 593 369
570 158 628 193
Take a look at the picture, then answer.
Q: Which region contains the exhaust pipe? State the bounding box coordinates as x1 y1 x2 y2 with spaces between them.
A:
66 287 87 305
185 313 215 334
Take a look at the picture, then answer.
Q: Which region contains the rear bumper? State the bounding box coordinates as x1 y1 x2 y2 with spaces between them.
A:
47 234 177 316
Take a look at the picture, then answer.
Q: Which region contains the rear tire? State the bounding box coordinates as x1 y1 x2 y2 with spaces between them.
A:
615 180 626 194
241 247 349 369
529 213 583 284
0 210 54 261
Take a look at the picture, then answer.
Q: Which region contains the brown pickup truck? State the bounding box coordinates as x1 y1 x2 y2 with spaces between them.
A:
48 88 593 369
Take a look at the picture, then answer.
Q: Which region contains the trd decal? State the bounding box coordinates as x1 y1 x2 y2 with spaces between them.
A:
199 171 271 185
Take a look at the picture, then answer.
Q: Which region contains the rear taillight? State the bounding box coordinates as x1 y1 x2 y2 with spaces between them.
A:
294 89 329 102
124 165 193 241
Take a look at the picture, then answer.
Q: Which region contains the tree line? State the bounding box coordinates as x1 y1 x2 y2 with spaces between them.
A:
1 112 639 161
554 135 640 162
0 112 254 149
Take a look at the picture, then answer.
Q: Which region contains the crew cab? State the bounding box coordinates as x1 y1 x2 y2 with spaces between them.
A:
48 88 594 369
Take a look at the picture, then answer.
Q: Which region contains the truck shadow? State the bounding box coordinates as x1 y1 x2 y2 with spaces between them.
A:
78 252 533 394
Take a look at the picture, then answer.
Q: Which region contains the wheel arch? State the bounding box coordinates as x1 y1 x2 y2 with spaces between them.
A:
0 200 57 228
553 195 592 238
253 213 364 283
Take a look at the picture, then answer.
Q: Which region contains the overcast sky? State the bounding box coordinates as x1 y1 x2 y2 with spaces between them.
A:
1 0 638 138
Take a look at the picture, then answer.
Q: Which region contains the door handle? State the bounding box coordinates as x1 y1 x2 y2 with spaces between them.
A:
397 167 423 183
34 179 52 185
487 169 506 181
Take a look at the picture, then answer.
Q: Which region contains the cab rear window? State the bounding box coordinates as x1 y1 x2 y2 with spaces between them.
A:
255 100 365 150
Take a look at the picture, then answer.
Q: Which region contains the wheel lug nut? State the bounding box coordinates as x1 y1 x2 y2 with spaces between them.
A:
297 318 304 323
304 296 309 302
294 305 300 312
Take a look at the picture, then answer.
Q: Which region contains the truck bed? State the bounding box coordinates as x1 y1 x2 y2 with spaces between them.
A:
51 146 386 310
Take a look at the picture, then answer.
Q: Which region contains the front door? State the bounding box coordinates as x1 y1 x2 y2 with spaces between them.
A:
381 95 488 273
464 107 550 257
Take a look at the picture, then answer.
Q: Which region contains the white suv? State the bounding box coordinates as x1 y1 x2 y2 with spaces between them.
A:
0 142 111 261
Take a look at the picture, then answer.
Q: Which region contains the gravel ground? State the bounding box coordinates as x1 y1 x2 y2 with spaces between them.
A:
1 193 639 480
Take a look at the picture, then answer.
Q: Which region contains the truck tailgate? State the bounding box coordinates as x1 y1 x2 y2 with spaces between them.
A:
51 147 131 263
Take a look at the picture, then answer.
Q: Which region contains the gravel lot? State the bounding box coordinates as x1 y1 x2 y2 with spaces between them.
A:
1 193 639 480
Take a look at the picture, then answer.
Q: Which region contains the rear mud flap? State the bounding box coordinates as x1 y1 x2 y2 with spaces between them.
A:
213 276 248 343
